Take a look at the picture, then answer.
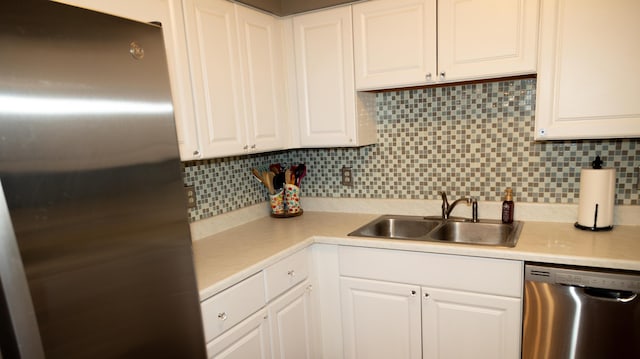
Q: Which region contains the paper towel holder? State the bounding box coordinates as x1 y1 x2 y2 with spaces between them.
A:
574 155 614 231
574 203 613 231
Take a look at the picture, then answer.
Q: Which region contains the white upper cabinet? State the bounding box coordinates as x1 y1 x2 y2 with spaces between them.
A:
535 0 640 140
235 6 288 153
183 0 246 158
183 0 287 157
352 0 437 90
51 0 201 160
353 0 539 90
293 6 377 147
438 0 539 82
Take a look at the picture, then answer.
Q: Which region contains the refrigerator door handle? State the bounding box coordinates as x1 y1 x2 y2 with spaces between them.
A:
0 180 45 359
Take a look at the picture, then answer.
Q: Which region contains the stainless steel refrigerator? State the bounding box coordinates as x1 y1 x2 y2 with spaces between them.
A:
0 1 206 358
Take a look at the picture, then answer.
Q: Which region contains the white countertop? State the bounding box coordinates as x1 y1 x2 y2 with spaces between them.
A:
192 211 640 300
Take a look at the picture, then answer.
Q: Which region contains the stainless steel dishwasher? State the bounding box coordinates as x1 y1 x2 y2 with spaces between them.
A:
523 263 640 359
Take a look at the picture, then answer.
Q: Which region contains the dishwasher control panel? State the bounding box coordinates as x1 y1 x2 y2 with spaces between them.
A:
526 264 640 292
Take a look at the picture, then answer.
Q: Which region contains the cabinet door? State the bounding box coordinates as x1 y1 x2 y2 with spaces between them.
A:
268 281 315 359
437 0 539 82
422 287 521 359
52 0 201 160
353 0 437 90
235 6 287 153
535 0 640 139
206 309 271 359
341 277 422 359
293 7 357 147
183 0 247 157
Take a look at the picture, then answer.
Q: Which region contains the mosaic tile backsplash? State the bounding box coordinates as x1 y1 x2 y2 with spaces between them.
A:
183 78 640 222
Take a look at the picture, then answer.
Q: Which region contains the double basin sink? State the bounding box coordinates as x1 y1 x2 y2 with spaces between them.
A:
348 215 523 247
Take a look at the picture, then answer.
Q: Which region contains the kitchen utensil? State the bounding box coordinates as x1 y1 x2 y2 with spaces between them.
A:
269 163 282 174
251 168 263 183
295 164 306 187
285 169 293 185
273 172 285 190
263 171 275 195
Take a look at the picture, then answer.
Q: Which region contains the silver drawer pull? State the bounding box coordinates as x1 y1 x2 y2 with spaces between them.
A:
217 312 228 321
287 270 295 277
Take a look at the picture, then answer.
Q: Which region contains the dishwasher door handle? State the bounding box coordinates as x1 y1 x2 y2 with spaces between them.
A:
584 287 638 303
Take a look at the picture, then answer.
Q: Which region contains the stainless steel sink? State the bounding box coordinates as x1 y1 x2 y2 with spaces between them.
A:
348 215 441 239
348 215 523 247
427 219 523 247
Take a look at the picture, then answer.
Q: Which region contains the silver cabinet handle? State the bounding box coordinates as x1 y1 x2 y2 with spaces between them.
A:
410 290 417 296
425 73 432 80
243 145 249 150
193 150 201 157
217 312 228 321
287 270 295 277
250 144 256 149
424 292 430 299
439 71 446 79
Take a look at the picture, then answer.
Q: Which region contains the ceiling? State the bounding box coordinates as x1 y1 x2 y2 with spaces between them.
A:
235 0 362 16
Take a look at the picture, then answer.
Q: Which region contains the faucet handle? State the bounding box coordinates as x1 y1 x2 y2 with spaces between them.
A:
471 198 479 222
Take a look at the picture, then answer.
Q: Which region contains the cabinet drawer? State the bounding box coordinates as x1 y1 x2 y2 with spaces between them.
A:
264 248 309 301
201 272 266 342
338 246 523 297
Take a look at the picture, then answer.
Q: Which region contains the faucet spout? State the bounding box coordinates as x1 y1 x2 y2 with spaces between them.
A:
439 191 472 219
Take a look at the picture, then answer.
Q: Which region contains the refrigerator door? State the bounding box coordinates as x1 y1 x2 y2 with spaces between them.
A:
0 180 45 359
0 1 205 358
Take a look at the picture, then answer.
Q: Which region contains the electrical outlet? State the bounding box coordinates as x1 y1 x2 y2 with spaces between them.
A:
341 166 353 186
184 185 197 209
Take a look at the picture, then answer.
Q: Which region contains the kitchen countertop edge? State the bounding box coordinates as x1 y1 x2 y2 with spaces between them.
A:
194 212 640 301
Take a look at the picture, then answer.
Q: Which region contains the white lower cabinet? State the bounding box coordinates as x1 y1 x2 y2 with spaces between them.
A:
268 280 315 359
202 249 316 359
422 287 521 359
206 308 271 359
202 245 523 359
338 246 523 359
341 277 422 359
206 281 315 359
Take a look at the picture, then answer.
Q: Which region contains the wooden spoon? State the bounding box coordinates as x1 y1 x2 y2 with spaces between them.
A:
263 171 275 194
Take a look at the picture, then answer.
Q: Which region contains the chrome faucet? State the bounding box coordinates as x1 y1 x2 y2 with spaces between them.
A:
439 191 478 222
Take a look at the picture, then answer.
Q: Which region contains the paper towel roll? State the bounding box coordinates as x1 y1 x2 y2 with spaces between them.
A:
576 168 616 230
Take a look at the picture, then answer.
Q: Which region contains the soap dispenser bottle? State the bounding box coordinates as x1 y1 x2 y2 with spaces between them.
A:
502 188 514 224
